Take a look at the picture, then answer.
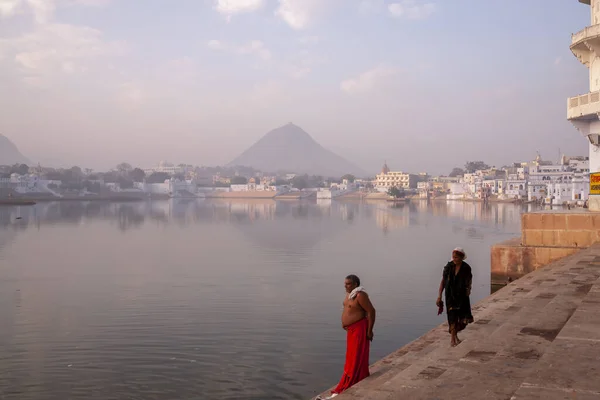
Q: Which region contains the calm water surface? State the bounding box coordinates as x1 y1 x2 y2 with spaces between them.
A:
0 199 535 399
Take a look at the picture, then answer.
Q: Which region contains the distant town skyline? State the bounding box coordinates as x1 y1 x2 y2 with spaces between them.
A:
0 0 590 175
1 131 586 178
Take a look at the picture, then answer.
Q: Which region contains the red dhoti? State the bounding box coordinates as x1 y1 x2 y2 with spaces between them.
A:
332 318 370 394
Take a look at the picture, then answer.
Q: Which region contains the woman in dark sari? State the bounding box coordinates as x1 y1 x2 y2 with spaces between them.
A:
436 247 473 347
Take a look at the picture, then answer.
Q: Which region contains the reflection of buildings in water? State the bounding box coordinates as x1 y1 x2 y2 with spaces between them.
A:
115 204 145 231
234 215 343 254
338 203 356 222
227 200 277 223
0 200 278 233
147 201 169 225
374 204 409 233
205 200 279 224
0 200 535 237
315 199 333 218
417 200 531 227
362 204 374 220
291 203 310 219
0 228 19 253
450 202 477 221
412 200 430 213
429 201 449 217
169 199 208 225
0 202 150 233
316 199 332 209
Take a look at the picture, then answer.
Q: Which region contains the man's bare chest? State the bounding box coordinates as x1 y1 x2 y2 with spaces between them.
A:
344 298 363 311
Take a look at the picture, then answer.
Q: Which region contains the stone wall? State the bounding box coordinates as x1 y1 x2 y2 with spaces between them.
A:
491 211 600 283
522 212 600 247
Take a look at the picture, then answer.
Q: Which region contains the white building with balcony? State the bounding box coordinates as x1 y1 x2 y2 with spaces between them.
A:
505 180 527 199
374 162 416 192
568 0 600 210
546 173 589 204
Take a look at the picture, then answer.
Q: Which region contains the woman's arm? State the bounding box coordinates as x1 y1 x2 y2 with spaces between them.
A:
437 278 445 300
466 266 473 296
437 266 447 304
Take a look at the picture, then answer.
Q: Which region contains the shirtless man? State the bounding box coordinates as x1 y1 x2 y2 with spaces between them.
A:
329 274 375 397
342 275 376 337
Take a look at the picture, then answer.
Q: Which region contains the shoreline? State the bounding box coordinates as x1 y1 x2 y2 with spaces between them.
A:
0 192 551 206
0 199 37 205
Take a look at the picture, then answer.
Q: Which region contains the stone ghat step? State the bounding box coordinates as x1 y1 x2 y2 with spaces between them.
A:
312 246 600 400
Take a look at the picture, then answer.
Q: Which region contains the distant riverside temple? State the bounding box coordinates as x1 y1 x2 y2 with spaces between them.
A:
568 0 600 210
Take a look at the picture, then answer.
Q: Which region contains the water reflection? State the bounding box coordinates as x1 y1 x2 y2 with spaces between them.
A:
0 199 534 400
0 199 533 233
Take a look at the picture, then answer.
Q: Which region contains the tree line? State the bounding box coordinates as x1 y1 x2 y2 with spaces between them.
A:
448 161 492 177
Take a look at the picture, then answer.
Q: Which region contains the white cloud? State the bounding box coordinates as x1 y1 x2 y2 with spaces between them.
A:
237 40 271 61
0 0 24 18
276 0 337 30
389 0 436 20
214 0 264 15
340 65 398 95
207 39 224 50
26 0 56 23
0 0 112 23
0 23 127 85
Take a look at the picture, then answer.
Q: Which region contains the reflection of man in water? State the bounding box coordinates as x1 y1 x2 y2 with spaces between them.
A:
320 275 376 399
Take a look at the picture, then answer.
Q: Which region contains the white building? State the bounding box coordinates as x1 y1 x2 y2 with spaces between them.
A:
446 182 467 200
505 180 527 199
528 183 547 202
568 0 600 210
417 181 432 198
133 178 202 198
144 161 189 176
317 179 357 199
0 174 61 195
547 175 589 204
230 178 279 192
374 162 416 191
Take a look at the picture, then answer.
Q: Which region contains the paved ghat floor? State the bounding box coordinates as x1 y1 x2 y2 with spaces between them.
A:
314 244 600 400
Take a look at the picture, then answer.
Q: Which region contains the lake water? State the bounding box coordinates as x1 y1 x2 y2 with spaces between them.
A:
0 199 534 400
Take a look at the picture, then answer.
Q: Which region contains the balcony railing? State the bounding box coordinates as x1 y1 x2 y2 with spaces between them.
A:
568 90 600 109
571 24 600 46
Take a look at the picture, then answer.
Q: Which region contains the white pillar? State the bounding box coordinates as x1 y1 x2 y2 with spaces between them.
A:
569 0 600 210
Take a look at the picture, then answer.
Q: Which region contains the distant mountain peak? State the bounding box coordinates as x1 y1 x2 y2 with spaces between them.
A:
0 135 30 166
228 124 365 177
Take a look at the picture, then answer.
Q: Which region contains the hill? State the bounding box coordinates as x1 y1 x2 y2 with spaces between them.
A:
228 123 365 177
0 135 30 166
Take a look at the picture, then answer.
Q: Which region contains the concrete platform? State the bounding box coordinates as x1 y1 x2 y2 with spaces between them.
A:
314 245 600 399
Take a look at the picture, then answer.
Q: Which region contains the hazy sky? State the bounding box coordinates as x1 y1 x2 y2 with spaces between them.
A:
0 0 592 175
